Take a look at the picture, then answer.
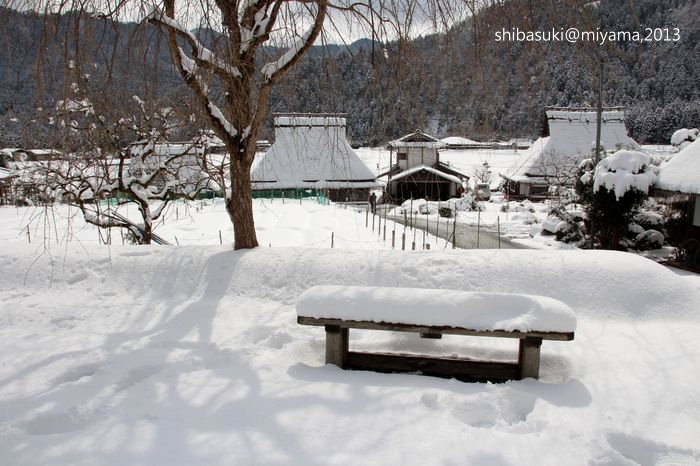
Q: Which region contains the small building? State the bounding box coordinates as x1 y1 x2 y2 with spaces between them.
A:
655 138 700 267
380 130 468 202
501 108 638 199
251 114 378 201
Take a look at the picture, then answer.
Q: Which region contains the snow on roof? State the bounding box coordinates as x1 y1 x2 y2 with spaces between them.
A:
390 164 463 184
251 115 378 190
152 143 205 156
388 130 446 149
0 167 16 180
297 285 577 333
274 114 346 128
655 138 700 194
441 136 480 145
27 149 62 156
502 110 638 183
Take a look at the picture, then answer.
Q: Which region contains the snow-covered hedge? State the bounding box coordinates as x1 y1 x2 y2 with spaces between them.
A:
593 150 658 199
670 128 699 150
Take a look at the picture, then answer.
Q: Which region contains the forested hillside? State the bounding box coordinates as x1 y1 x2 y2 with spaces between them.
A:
0 0 698 147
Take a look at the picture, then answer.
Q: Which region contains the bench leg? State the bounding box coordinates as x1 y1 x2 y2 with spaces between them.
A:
325 325 349 368
518 337 543 379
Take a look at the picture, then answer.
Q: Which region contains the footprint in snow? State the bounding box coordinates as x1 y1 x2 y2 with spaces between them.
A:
263 331 293 349
20 406 100 435
605 432 700 466
114 364 162 392
65 271 89 285
52 362 100 385
51 316 83 329
449 390 537 429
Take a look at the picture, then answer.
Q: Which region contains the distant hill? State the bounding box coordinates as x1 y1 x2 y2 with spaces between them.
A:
1 0 698 148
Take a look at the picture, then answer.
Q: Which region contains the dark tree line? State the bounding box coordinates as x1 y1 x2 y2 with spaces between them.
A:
1 0 698 148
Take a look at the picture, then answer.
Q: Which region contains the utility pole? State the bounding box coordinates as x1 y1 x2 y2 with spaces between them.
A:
594 60 604 165
591 59 604 249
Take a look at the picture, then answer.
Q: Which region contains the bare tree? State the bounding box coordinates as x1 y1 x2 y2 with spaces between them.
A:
12 0 563 249
138 0 479 248
40 88 209 244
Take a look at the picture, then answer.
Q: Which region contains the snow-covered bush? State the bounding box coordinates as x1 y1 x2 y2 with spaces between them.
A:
447 194 481 212
541 216 565 235
510 211 538 225
633 211 664 231
542 205 585 244
438 207 453 218
627 223 645 235
576 150 658 249
670 128 699 150
635 229 664 251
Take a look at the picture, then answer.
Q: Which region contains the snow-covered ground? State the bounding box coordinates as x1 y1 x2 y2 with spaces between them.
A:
1 241 700 465
1 149 698 464
0 198 445 250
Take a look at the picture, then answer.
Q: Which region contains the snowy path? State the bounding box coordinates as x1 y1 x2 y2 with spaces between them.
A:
386 212 529 250
1 245 699 465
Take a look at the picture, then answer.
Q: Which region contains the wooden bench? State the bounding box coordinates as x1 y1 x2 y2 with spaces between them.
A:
297 286 576 381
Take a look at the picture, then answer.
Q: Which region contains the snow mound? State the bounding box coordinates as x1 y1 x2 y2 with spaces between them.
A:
8 246 699 321
297 286 577 333
670 128 699 147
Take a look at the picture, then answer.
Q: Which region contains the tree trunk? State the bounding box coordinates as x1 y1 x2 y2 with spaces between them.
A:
228 156 258 249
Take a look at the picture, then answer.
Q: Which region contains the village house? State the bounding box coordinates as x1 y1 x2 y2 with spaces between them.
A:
251 113 378 202
655 138 700 269
380 130 469 202
501 107 638 199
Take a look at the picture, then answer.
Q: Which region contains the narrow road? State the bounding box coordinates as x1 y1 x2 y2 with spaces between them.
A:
384 210 529 250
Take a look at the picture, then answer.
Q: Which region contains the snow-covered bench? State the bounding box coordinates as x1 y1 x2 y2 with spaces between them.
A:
296 286 576 381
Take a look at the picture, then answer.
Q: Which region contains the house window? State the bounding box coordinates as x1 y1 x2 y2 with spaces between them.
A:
694 195 700 227
397 152 407 161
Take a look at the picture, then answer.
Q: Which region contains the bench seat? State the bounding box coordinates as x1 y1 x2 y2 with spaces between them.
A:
297 286 576 381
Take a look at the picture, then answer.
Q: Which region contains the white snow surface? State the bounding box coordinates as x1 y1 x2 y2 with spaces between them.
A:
297 286 577 333
441 136 480 145
656 138 700 194
1 235 700 464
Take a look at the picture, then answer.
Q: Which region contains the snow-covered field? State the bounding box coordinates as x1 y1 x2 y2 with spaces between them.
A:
1 243 700 465
0 198 444 250
1 197 700 465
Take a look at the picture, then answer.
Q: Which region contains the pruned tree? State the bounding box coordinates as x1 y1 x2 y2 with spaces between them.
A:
576 150 658 250
138 0 335 248
40 87 210 244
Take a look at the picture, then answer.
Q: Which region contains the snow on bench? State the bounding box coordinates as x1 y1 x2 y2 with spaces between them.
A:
297 285 576 381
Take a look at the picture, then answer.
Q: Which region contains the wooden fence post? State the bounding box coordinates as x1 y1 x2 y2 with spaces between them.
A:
497 216 501 249
453 215 457 249
476 210 481 249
